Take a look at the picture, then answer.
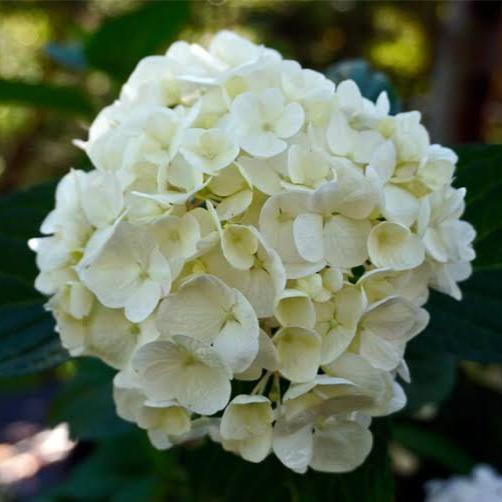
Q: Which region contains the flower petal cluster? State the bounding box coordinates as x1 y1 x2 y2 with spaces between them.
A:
425 465 502 502
31 31 475 473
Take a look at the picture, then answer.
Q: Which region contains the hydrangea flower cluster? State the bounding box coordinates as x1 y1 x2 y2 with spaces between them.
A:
31 31 475 473
425 465 502 502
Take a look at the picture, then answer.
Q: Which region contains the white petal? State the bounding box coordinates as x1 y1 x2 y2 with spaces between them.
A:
368 140 396 183
221 225 258 270
259 191 311 265
240 132 287 158
310 420 372 473
326 110 354 157
359 331 406 371
335 285 367 327
275 289 316 329
274 102 305 138
368 222 425 270
237 156 283 195
352 130 384 164
124 279 161 323
323 352 395 416
319 325 357 366
381 185 419 227
273 327 321 383
234 329 278 380
336 80 363 113
255 329 280 371
323 215 371 268
216 189 253 220
293 213 324 263
212 291 259 373
180 128 239 174
231 428 272 463
361 296 429 342
220 395 272 440
311 163 378 219
147 247 172 292
80 170 123 228
79 224 145 309
78 306 139 369
272 421 313 474
209 163 248 196
147 429 173 450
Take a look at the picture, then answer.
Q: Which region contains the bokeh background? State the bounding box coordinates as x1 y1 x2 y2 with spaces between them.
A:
0 1 501 500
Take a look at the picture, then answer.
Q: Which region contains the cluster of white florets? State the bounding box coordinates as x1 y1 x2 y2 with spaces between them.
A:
425 465 502 502
31 31 475 473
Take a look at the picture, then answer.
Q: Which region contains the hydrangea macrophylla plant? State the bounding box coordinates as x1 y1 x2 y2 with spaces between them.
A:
30 30 476 474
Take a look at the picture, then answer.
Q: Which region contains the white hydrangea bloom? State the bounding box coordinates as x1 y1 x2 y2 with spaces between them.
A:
425 465 502 502
31 30 475 472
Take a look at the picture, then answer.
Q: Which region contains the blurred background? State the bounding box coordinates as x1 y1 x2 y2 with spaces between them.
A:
0 1 501 501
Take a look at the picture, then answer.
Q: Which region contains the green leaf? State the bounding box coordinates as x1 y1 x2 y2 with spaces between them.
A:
0 302 67 376
44 417 393 501
85 0 190 80
0 79 93 116
41 428 176 501
0 179 58 240
0 273 41 305
49 358 131 440
182 419 394 502
0 235 38 282
112 477 159 502
0 182 62 375
454 143 502 270
325 59 401 114
421 270 502 363
402 338 456 413
46 432 156 499
0 180 58 288
393 423 475 474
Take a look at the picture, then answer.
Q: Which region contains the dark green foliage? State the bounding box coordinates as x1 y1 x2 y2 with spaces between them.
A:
453 144 502 271
0 302 67 376
393 423 475 474
84 0 190 80
0 180 67 376
423 272 502 363
41 419 394 502
0 79 93 116
49 358 131 440
403 337 457 413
